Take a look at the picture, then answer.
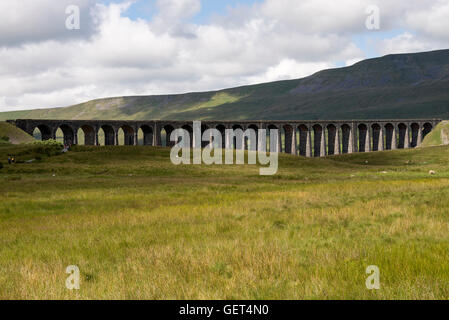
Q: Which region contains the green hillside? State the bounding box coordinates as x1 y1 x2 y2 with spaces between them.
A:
0 122 35 144
2 49 449 121
422 121 449 147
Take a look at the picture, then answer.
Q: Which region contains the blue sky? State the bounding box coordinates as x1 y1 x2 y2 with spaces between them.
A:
100 0 261 23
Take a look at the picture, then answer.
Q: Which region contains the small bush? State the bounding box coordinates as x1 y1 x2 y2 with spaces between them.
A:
0 136 10 145
31 139 63 148
30 139 63 156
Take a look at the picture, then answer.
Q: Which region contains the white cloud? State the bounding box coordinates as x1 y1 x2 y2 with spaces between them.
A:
404 0 449 41
0 0 96 46
156 0 201 21
376 32 432 55
247 59 333 83
0 0 448 111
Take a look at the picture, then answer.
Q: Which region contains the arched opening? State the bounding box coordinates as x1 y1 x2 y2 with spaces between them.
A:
410 123 420 148
398 123 408 149
76 128 85 145
140 125 153 146
358 124 368 153
99 125 115 146
33 124 53 141
385 123 395 150
118 125 135 146
216 125 226 149
267 124 279 153
161 125 175 147
247 124 259 151
372 124 382 151
422 123 433 140
283 124 294 154
313 124 324 157
298 125 309 157
232 124 244 150
341 124 351 154
201 124 210 148
77 125 95 145
327 124 338 155
56 124 75 146
181 124 193 148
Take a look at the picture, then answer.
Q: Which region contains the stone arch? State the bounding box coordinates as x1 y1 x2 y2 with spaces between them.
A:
247 124 259 151
140 125 153 146
118 125 135 146
384 123 395 150
312 124 325 157
371 123 382 151
33 124 53 141
56 124 75 146
201 124 210 148
327 124 338 155
181 124 193 148
410 123 420 148
358 123 369 153
397 123 408 149
341 124 352 154
283 124 295 154
232 124 244 150
161 124 175 147
298 125 310 157
422 123 433 140
99 124 115 146
77 125 95 145
267 124 280 153
215 124 226 149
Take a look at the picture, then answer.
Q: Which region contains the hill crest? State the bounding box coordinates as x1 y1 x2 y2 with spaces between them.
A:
1 49 449 121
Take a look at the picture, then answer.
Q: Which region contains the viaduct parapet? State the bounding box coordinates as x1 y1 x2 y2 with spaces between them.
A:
8 119 442 157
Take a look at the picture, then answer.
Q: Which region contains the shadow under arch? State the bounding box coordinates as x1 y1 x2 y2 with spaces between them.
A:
33 124 53 141
140 125 153 146
100 124 115 146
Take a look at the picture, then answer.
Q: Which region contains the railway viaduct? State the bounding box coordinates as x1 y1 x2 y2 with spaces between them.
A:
8 119 441 157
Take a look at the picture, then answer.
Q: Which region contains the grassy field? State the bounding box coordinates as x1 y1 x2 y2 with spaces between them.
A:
0 144 449 300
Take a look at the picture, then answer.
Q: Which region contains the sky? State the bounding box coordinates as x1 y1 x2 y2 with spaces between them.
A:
0 0 448 111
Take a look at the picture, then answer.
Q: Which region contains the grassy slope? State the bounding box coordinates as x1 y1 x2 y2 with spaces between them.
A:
1 145 449 299
422 121 449 147
0 122 35 144
1 49 449 121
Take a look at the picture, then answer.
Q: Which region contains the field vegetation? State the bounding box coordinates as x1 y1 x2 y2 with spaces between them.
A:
0 143 448 299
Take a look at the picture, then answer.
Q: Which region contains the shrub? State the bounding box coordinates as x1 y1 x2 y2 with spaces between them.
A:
31 139 63 148
0 136 10 144
30 139 64 156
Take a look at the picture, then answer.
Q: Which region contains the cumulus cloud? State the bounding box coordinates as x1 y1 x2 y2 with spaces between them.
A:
0 0 448 111
0 0 97 46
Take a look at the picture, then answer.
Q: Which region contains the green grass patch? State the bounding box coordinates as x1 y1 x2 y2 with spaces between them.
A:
422 121 449 147
0 122 35 144
0 145 449 299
